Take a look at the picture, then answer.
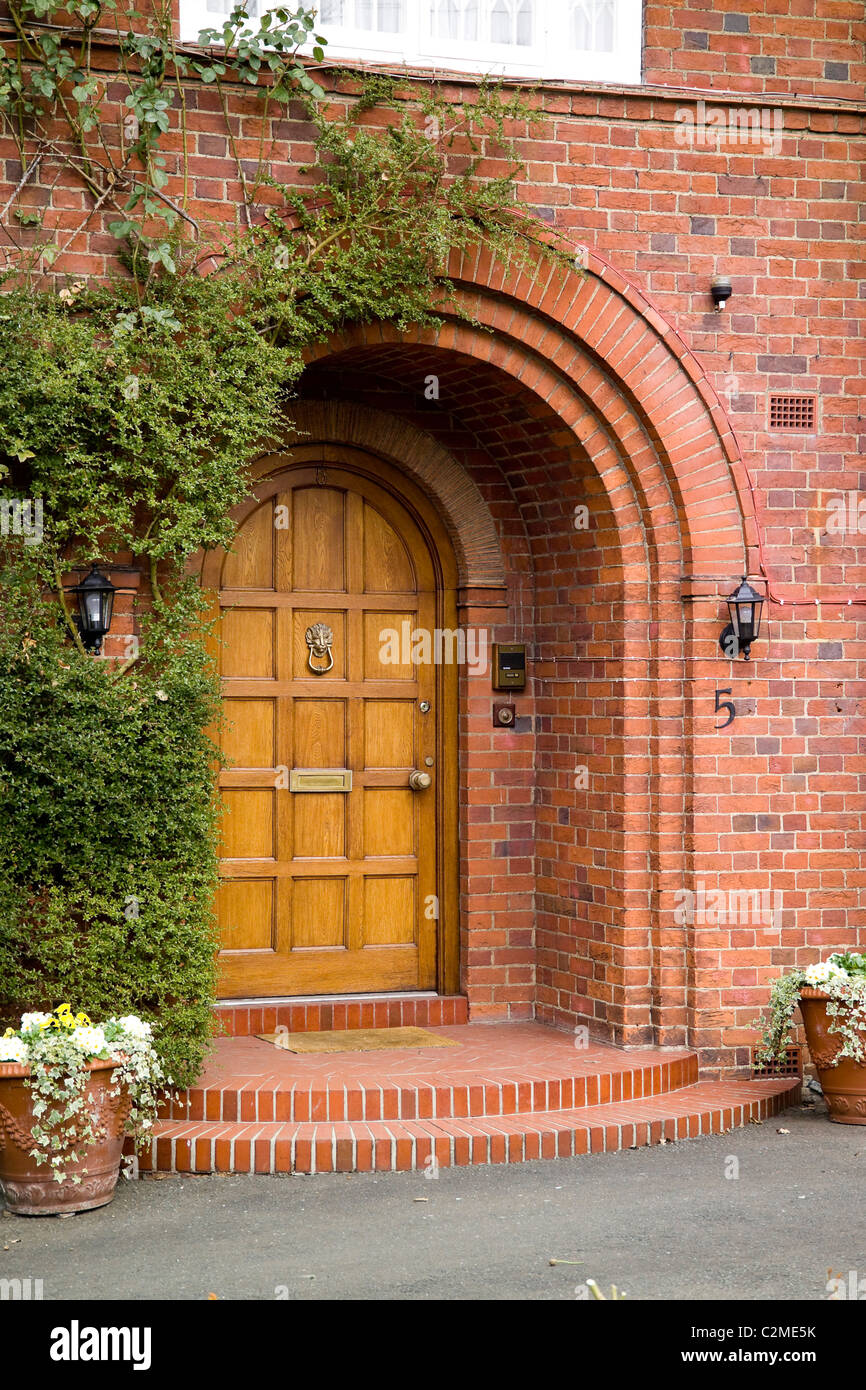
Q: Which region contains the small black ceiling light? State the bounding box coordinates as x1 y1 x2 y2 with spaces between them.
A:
719 577 765 660
69 565 116 655
711 274 732 311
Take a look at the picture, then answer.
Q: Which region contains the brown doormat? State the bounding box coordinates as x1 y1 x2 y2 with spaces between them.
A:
255 1026 459 1053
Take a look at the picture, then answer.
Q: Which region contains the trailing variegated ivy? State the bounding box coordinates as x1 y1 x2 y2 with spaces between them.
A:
755 952 866 1068
0 1005 165 1181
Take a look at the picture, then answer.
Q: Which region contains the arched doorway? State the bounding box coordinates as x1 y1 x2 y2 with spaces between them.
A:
199 237 758 1068
287 239 757 1061
201 459 460 1000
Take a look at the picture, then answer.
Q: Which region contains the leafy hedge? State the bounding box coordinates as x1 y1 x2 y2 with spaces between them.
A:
0 566 220 1086
0 5 564 1086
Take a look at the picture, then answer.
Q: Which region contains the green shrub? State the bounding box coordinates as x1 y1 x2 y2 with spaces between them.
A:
0 21 565 1089
0 566 220 1086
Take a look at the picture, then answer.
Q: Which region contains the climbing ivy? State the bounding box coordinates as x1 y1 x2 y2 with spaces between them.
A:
0 2 568 1082
0 0 326 273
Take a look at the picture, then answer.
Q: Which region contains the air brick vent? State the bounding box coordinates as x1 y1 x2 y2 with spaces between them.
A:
752 1044 801 1078
769 395 816 431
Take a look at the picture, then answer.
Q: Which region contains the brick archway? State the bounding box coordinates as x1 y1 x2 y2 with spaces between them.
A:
297 246 757 1055
273 400 508 591
305 248 755 581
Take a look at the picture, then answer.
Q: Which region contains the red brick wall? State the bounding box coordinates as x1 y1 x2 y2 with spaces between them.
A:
528 462 630 1042
3 2 865 1073
644 0 865 98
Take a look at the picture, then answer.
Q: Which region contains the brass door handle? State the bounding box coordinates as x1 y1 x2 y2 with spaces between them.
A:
408 770 432 791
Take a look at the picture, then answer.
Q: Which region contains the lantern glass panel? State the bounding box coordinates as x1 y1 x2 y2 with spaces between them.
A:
100 588 114 631
751 600 763 638
83 591 103 629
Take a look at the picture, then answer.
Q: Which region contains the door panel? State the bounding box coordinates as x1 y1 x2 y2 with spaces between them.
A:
222 700 275 767
221 609 274 678
214 469 445 998
222 503 274 588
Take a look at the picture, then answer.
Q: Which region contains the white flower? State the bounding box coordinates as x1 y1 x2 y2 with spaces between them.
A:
804 960 848 986
154 689 168 702
20 1011 53 1033
68 1025 108 1055
804 961 831 985
0 1036 29 1064
115 1015 152 1039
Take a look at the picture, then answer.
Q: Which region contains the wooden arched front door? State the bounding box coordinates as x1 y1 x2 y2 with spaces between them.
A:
208 463 457 1000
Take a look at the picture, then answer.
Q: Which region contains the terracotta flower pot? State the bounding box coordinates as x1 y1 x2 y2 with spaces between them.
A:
799 986 866 1125
0 1058 130 1215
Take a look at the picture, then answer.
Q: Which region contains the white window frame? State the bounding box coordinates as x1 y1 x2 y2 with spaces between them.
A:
179 0 644 86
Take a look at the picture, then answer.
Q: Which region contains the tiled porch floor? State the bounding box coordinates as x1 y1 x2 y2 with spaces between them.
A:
191 1022 696 1094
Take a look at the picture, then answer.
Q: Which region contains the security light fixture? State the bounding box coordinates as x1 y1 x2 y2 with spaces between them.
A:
711 275 732 311
69 565 116 654
719 577 764 661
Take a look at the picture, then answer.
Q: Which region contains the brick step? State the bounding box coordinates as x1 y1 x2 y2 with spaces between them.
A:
214 994 468 1038
162 1028 699 1123
164 1052 699 1123
142 1078 799 1175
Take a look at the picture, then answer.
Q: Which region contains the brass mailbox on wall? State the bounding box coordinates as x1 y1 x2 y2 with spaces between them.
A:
492 643 526 691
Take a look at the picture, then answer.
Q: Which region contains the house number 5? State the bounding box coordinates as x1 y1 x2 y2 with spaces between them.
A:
714 688 735 729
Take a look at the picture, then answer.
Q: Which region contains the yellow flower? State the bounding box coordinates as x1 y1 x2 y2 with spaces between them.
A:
43 1003 90 1031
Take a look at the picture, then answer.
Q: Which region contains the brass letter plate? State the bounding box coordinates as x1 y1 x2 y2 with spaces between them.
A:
289 768 353 792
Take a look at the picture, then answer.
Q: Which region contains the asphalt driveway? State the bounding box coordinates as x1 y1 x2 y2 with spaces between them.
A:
2 1095 862 1302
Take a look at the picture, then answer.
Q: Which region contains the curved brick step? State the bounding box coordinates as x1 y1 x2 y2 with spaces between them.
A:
162 1027 699 1124
142 1077 799 1175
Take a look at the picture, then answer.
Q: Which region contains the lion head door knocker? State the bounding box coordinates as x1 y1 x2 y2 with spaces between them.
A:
305 622 334 674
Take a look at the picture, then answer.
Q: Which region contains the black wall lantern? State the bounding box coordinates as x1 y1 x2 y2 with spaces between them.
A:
70 565 116 654
711 274 732 311
719 577 764 660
